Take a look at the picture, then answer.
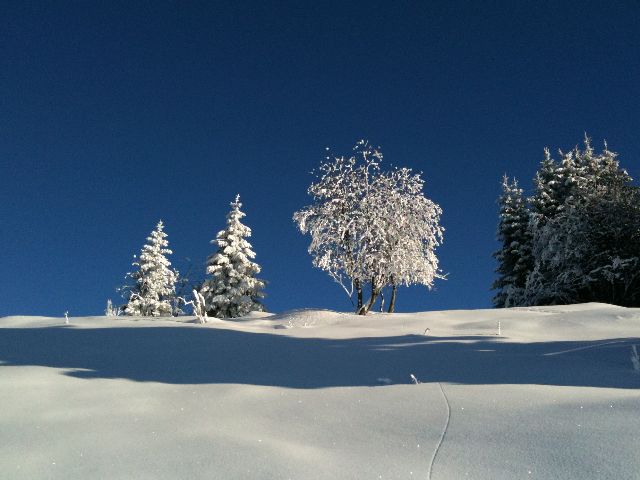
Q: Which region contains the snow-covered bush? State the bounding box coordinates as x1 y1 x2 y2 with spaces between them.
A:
105 299 121 316
200 195 266 318
123 220 179 317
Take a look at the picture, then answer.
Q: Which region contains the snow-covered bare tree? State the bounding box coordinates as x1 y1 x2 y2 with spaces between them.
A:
200 195 266 318
293 141 382 310
358 166 444 313
294 141 444 315
123 220 179 316
492 175 533 307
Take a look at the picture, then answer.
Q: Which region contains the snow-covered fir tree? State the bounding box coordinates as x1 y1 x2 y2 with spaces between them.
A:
530 148 565 223
124 220 179 316
525 185 640 306
494 137 640 307
524 144 589 304
571 137 631 198
492 175 533 308
200 195 265 318
524 139 637 305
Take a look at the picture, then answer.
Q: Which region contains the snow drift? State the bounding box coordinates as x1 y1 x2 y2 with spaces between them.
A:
1 304 639 479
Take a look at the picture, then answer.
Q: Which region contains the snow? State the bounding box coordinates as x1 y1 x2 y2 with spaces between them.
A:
1 303 639 479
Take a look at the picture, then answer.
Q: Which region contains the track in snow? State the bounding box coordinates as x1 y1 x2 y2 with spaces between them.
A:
426 382 451 480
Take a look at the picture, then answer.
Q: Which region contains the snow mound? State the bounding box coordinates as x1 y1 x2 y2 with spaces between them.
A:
269 309 353 328
239 310 274 319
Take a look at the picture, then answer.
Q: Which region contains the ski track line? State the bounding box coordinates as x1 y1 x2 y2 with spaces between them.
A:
543 339 629 356
426 381 451 480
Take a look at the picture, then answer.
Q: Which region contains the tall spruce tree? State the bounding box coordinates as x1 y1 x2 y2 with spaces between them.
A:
492 176 533 307
124 220 179 316
200 195 266 318
525 143 587 304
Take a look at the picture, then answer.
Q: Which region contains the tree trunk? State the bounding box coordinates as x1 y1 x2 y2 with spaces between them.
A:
379 291 385 312
387 284 397 313
355 279 363 311
358 280 380 315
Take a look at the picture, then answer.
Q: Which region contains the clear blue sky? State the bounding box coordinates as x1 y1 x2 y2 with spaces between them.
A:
2 1 639 316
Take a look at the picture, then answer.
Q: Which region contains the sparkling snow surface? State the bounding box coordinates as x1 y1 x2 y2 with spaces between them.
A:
1 304 640 479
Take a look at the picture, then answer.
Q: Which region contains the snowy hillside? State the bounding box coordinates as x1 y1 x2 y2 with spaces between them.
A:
1 304 639 479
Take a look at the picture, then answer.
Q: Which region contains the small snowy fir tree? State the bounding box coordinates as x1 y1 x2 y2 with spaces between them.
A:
200 195 266 318
124 220 179 317
492 175 533 307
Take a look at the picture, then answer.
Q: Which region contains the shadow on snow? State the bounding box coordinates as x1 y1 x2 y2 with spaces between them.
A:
0 325 638 389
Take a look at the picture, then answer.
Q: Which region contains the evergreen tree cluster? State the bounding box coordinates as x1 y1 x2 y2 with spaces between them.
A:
120 196 265 318
493 137 640 307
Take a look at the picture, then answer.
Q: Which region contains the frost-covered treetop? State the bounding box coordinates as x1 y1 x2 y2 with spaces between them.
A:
209 194 257 270
532 136 632 222
216 194 252 245
138 221 176 287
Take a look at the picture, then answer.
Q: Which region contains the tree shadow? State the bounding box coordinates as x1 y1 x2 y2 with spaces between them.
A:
0 325 638 389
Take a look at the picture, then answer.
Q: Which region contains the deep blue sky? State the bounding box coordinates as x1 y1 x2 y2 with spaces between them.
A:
2 1 639 316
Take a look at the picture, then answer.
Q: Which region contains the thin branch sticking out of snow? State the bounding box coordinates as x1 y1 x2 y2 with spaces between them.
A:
178 290 209 324
631 345 640 373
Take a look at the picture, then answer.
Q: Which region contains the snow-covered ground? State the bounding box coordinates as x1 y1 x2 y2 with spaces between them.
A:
1 303 639 479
